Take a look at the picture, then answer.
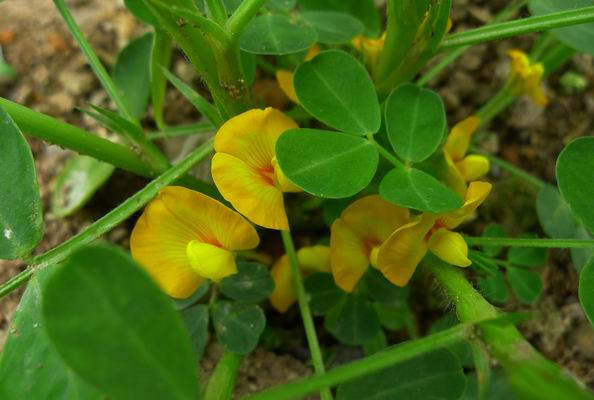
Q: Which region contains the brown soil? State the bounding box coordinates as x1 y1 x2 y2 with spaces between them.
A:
0 0 593 396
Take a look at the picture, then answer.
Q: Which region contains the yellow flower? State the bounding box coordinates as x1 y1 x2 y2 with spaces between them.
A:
330 195 410 292
275 44 320 103
507 49 548 107
443 116 490 196
377 181 492 286
211 108 300 231
130 186 260 298
352 33 385 72
269 245 330 313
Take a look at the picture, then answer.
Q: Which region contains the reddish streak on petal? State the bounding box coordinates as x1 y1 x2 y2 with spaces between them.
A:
257 165 276 186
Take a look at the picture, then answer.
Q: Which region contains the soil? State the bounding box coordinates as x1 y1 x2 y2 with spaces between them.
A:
0 0 593 396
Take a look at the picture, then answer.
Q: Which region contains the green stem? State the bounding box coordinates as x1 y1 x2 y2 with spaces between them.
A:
54 0 172 173
367 134 404 168
204 351 243 400
0 139 214 299
475 86 515 124
280 230 332 400
441 6 594 50
0 97 154 176
465 236 594 249
205 0 229 26
418 0 528 86
242 322 472 400
426 259 594 400
53 0 133 121
469 145 546 189
150 29 173 130
227 0 267 43
147 122 215 140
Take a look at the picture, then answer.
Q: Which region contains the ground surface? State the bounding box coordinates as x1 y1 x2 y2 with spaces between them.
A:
0 0 593 396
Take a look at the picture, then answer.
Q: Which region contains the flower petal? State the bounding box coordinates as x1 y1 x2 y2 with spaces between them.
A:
341 195 410 244
158 186 260 251
443 151 468 198
130 196 203 299
427 228 471 267
269 255 295 313
272 156 301 193
297 245 331 273
212 153 288 230
214 108 298 170
444 116 481 161
275 69 299 103
377 215 434 287
438 181 492 229
457 154 490 182
330 219 370 292
186 241 237 282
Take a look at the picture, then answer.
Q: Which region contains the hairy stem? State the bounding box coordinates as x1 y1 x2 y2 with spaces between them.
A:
426 259 594 400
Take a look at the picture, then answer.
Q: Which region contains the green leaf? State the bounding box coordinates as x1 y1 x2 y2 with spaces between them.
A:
374 302 407 331
0 106 43 260
293 50 381 135
336 349 466 400
429 314 474 368
42 244 200 400
51 155 115 217
379 166 462 213
507 234 547 268
479 271 509 304
240 15 317 55
579 259 594 328
125 0 160 26
162 67 224 127
556 136 594 233
0 268 102 400
481 223 506 257
219 262 274 302
297 0 381 37
174 281 210 309
508 267 543 304
461 370 519 400
212 301 266 354
328 293 381 345
384 84 447 163
364 268 410 304
182 304 209 362
114 33 154 119
267 0 296 12
363 330 388 355
529 0 594 55
276 128 379 198
300 11 363 44
304 272 346 316
537 185 593 272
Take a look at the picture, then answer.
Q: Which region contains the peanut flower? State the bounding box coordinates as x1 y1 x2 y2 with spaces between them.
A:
507 49 548 107
377 181 492 286
269 245 330 313
443 116 490 196
330 195 410 292
352 33 385 72
130 186 259 298
276 45 320 103
211 108 300 231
